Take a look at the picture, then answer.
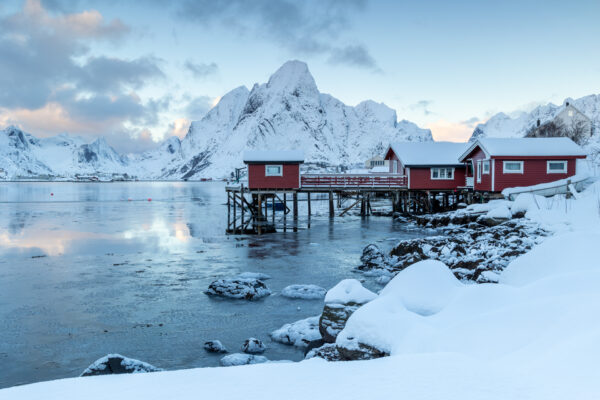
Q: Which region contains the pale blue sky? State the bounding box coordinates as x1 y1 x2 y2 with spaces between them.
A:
1 0 599 152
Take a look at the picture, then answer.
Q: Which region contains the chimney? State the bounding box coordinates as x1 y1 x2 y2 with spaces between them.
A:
566 101 570 107
537 119 540 127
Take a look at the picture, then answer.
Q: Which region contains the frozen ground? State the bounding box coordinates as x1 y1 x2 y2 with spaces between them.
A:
3 180 599 399
0 181 432 388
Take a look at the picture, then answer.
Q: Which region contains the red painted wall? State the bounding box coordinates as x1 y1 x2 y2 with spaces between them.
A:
492 157 578 192
409 167 466 190
469 147 492 191
247 164 300 189
384 150 404 174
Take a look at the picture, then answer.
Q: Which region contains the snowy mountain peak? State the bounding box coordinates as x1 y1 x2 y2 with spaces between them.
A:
266 60 318 95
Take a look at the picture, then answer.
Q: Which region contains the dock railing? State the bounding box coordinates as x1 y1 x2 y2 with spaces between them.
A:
301 173 407 189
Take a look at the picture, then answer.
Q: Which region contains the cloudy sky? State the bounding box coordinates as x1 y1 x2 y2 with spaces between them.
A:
1 0 599 152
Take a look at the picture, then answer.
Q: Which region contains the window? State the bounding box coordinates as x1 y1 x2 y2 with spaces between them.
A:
476 161 482 183
482 160 490 174
265 165 283 176
547 160 567 174
568 110 574 117
503 161 524 174
431 167 454 180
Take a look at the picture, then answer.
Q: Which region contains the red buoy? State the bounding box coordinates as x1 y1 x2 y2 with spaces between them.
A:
147 198 152 202
128 198 132 201
50 193 54 196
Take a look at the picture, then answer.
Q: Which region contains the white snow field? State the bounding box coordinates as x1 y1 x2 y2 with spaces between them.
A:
2 182 599 399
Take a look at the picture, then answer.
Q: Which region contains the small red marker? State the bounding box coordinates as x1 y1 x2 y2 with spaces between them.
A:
50 193 54 196
148 198 152 202
128 198 132 201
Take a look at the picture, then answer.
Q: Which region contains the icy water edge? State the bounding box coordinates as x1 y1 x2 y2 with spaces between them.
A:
0 182 434 388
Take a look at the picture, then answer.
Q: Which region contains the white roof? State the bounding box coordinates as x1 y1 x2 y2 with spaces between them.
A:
388 142 468 166
243 150 304 163
369 166 390 173
460 138 586 160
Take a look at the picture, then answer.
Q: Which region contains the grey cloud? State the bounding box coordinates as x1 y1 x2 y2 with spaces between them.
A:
184 60 218 78
177 0 379 71
185 96 213 120
78 56 164 94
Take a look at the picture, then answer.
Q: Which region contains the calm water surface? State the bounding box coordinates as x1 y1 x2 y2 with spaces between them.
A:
0 182 433 388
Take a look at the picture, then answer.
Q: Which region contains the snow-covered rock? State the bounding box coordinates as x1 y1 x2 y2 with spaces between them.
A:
319 280 377 343
281 284 326 300
206 278 271 300
271 316 321 347
80 354 162 377
241 338 266 354
204 340 228 353
485 205 512 220
219 353 268 367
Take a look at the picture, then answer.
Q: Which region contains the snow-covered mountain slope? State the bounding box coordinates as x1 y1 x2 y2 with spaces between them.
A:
164 60 432 179
470 94 600 141
0 60 432 180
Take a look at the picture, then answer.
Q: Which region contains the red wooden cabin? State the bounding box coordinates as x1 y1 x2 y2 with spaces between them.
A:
458 138 586 192
384 142 468 190
243 150 304 190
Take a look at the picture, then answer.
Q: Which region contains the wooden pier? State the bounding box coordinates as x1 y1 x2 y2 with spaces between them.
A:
226 174 473 234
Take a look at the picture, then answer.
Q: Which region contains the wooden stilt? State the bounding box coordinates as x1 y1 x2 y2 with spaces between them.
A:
227 191 231 231
307 192 311 228
329 191 334 218
257 194 262 235
283 193 287 232
293 192 298 232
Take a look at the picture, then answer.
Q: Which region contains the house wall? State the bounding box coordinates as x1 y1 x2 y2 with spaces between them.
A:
492 157 578 192
247 163 300 190
384 151 404 174
408 167 466 190
554 105 592 138
463 147 492 191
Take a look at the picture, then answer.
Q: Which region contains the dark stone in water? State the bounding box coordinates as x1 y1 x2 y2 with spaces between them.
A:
81 354 162 377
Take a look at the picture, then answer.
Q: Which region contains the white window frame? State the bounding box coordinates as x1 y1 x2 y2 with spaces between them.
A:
430 167 455 180
265 164 283 177
476 161 482 183
482 160 490 175
503 161 524 174
547 160 567 174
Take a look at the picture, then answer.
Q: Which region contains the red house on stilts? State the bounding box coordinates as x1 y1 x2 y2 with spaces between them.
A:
458 138 587 193
243 150 304 190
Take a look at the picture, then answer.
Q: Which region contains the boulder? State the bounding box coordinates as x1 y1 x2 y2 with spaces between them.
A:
206 278 271 300
81 354 162 377
337 342 389 361
220 353 268 367
281 284 326 300
359 244 389 270
204 340 227 353
304 343 342 361
271 316 321 347
319 279 377 343
241 337 266 354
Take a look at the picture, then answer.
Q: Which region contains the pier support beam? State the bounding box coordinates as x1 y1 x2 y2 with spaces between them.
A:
329 191 334 218
307 192 311 228
293 192 298 232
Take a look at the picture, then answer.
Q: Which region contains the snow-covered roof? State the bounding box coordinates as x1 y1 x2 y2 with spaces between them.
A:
459 138 586 161
243 150 304 163
369 166 390 173
387 142 468 166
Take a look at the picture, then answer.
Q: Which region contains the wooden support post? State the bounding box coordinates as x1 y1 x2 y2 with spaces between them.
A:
307 192 311 228
227 191 231 231
257 194 262 235
241 192 245 231
360 194 366 217
233 192 237 232
367 193 372 216
329 191 334 218
271 196 275 226
293 192 298 232
283 193 287 232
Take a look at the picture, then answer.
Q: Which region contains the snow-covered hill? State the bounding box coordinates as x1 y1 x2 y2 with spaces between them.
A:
470 94 600 144
0 60 432 181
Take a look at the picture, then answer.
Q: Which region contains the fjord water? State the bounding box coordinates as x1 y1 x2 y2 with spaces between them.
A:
0 182 431 388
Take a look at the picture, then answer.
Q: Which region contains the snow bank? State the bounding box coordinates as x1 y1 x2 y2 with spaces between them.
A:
485 205 511 219
281 284 326 300
324 279 377 304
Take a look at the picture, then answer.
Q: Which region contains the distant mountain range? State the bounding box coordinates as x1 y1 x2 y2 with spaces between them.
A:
0 60 432 181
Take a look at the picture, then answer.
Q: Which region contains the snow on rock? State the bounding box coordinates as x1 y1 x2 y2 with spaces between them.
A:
319 280 377 343
80 354 162 377
241 338 266 354
485 205 512 220
271 316 321 347
324 279 377 305
219 353 268 367
206 279 271 300
204 340 228 353
510 193 540 215
281 284 326 300
237 272 272 280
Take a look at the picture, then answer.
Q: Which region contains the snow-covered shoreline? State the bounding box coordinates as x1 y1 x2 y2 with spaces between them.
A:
2 181 600 399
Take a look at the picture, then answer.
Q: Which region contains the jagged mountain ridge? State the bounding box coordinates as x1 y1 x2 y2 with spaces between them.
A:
470 94 600 141
0 60 433 180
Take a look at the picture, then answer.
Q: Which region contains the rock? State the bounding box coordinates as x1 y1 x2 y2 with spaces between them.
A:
206 278 271 300
359 244 389 270
304 343 342 361
281 284 326 300
476 215 506 227
81 354 162 377
220 353 268 367
204 340 227 353
319 279 377 343
337 342 389 361
241 338 266 354
271 316 321 347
